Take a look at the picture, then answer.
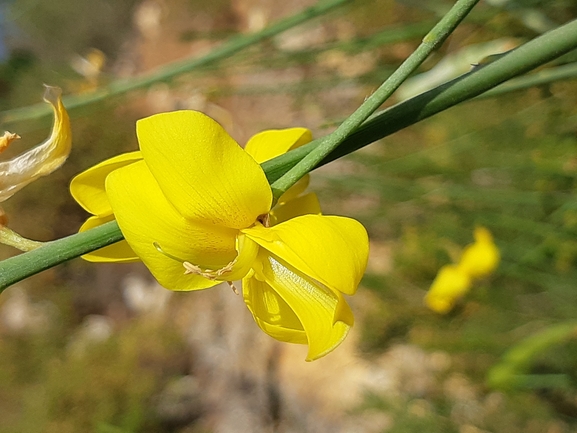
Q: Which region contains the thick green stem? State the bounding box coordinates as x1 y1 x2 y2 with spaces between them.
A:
270 0 480 201
0 0 348 127
1 18 577 292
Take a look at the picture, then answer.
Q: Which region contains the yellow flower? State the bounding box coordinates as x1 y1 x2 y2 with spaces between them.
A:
457 226 500 278
424 264 472 314
425 226 500 314
71 111 369 360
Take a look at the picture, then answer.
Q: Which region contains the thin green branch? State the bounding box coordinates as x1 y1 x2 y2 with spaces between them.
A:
487 321 577 390
1 18 577 292
263 18 577 184
0 0 348 127
0 221 123 290
269 0 481 201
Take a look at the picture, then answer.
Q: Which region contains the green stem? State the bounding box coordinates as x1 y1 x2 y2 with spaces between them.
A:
478 61 577 99
486 321 577 390
1 18 577 291
0 221 123 290
262 18 577 184
0 0 348 127
270 0 481 201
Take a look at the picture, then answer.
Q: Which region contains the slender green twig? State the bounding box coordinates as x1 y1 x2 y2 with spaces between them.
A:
0 0 349 127
487 321 577 390
0 221 124 289
263 18 577 184
1 18 577 291
269 0 481 200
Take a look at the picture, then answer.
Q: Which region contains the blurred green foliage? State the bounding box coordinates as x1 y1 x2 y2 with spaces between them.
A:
0 308 187 433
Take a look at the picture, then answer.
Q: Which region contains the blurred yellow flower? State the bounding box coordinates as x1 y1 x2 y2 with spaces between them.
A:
71 111 369 360
425 264 472 314
458 226 500 278
425 226 500 314
0 86 71 204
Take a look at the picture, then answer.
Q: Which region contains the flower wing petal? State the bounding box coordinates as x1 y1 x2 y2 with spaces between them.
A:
137 111 272 228
244 127 312 164
70 151 142 216
243 275 307 344
243 215 369 295
106 160 238 291
79 214 139 262
254 252 353 361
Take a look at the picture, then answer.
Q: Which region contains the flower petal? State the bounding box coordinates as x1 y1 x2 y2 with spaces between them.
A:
253 251 353 361
0 86 72 202
244 128 312 206
137 111 272 229
70 151 142 216
269 192 321 226
242 214 369 295
242 274 307 344
79 214 139 262
458 226 500 279
106 160 238 291
0 132 20 154
221 234 260 282
425 264 472 314
244 127 312 164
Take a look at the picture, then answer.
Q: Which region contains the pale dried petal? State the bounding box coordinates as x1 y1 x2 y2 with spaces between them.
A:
0 132 21 153
0 85 72 202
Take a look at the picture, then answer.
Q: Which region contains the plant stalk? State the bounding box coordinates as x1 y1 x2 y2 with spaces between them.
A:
0 0 349 127
1 18 577 291
270 0 481 201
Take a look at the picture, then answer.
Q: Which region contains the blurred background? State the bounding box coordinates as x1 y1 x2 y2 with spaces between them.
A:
1 0 577 432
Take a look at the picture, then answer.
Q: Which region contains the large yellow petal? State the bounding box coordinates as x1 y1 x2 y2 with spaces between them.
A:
137 111 272 229
106 160 238 291
242 274 307 344
252 251 353 361
70 151 142 216
244 127 312 164
78 214 139 262
242 215 369 296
